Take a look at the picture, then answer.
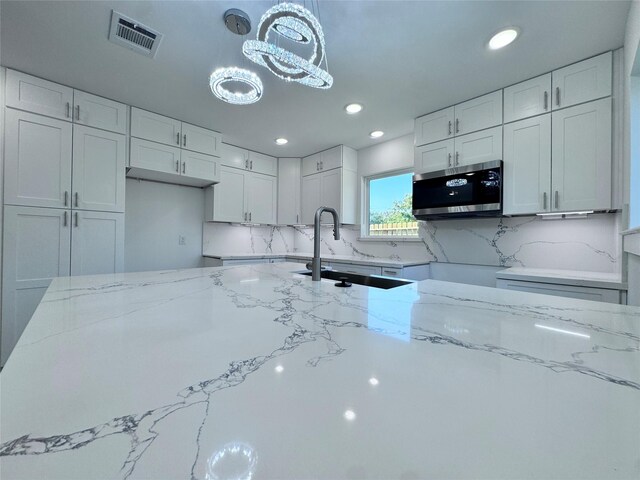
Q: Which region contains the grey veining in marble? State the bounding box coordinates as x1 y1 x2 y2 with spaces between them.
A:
1 263 638 479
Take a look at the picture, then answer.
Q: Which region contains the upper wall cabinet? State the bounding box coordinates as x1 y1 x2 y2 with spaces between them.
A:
6 70 74 121
73 91 127 134
454 91 503 136
415 107 455 147
302 145 357 176
220 143 277 176
552 52 612 110
181 122 221 157
131 107 183 147
503 74 551 123
415 139 454 174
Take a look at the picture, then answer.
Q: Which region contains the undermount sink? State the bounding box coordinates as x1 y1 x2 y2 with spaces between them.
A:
297 270 414 289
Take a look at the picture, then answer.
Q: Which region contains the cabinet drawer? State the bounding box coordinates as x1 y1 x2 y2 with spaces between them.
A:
129 137 182 175
380 267 403 277
503 74 551 123
330 262 381 276
181 150 219 184
415 107 455 146
454 126 502 166
496 279 621 304
73 91 127 134
454 90 503 135
181 122 221 156
6 69 74 120
131 107 182 147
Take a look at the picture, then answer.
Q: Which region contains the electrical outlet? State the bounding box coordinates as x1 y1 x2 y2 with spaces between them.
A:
178 235 186 246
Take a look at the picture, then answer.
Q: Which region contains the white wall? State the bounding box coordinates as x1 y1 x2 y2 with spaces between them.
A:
124 179 205 272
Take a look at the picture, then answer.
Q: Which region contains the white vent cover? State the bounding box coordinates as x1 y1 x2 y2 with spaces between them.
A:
108 11 163 58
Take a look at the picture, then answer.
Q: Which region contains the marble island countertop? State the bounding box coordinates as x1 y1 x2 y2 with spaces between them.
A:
203 252 428 267
496 267 627 289
1 262 639 479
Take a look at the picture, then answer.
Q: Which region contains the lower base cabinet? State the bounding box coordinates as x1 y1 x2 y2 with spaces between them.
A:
496 278 624 304
1 205 124 366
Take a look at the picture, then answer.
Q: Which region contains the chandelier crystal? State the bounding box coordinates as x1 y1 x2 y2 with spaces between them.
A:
209 67 263 105
242 3 333 89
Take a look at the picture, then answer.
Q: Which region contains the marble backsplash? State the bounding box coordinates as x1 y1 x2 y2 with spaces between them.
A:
203 212 622 273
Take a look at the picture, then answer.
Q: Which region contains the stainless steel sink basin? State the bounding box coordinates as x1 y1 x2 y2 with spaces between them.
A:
297 270 414 289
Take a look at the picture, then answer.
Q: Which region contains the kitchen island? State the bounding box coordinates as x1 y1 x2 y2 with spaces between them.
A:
1 262 638 479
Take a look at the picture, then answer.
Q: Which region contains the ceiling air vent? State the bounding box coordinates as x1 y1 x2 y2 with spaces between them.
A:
108 11 163 58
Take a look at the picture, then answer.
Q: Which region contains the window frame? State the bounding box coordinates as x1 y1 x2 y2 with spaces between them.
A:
360 167 420 241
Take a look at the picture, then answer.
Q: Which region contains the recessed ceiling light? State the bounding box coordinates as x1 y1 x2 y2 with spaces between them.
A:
488 28 519 50
345 103 363 114
369 130 384 138
275 138 288 145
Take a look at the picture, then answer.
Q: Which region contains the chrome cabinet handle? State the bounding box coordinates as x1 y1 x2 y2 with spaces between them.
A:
245 159 249 169
183 134 187 147
383 269 397 276
74 212 79 227
250 160 253 170
544 91 548 110
320 161 323 170
175 160 179 172
555 87 560 106
448 153 452 167
448 120 452 136
75 192 79 207
296 214 299 223
554 190 559 209
176 133 180 145
64 191 68 206
455 118 459 133
455 152 460 166
75 105 80 120
63 211 68 227
316 161 319 171
182 161 186 174
249 212 252 221
543 192 547 210
66 102 70 118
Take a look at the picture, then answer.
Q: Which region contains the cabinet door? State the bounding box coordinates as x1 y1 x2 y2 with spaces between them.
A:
301 174 322 223
454 126 503 167
552 52 612 110
320 146 343 171
72 125 126 213
551 98 611 212
415 139 454 173
249 151 277 176
246 172 277 224
302 152 322 176
503 74 551 123
213 166 246 222
2 206 71 365
496 279 620 304
181 122 221 156
4 109 72 208
320 169 342 215
503 115 551 215
73 90 127 134
330 262 381 276
129 137 182 175
181 150 219 184
5 69 73 120
70 211 124 276
130 107 182 147
277 158 302 224
415 107 455 146
220 143 248 170
454 91 503 135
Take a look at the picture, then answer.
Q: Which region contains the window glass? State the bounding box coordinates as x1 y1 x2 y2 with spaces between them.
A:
368 172 417 236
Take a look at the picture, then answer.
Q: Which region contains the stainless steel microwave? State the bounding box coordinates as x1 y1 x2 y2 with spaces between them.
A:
412 160 503 220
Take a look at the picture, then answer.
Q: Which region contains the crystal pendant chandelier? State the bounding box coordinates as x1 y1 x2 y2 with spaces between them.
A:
210 9 263 105
242 2 333 89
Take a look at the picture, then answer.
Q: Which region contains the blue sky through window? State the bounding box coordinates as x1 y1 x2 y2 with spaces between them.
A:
369 172 413 213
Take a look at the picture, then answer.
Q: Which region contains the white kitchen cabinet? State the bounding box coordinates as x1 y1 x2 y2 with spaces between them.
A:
414 139 454 173
220 144 277 176
249 151 277 176
454 90 503 135
206 166 277 224
453 126 502 167
130 107 182 147
72 125 126 213
278 158 302 224
70 211 124 276
415 107 455 147
552 52 612 110
73 90 127 134
181 122 221 156
503 115 552 215
301 167 357 224
5 69 74 121
503 74 551 123
4 109 72 208
302 145 357 176
129 137 182 175
180 150 219 184
301 174 322 224
220 143 248 170
496 278 622 304
551 98 611 212
1 206 71 365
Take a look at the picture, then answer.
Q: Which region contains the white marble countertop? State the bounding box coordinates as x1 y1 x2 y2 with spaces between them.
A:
496 267 627 289
1 262 639 479
203 252 428 267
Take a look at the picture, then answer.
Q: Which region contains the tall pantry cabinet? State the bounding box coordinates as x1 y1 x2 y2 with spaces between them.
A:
1 69 126 365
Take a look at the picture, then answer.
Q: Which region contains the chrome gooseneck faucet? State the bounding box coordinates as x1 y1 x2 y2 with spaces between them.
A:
311 206 340 281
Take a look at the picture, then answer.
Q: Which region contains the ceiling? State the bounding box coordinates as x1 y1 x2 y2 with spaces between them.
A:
0 0 631 157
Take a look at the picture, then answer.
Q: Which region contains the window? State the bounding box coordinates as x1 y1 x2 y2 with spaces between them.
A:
364 170 418 237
